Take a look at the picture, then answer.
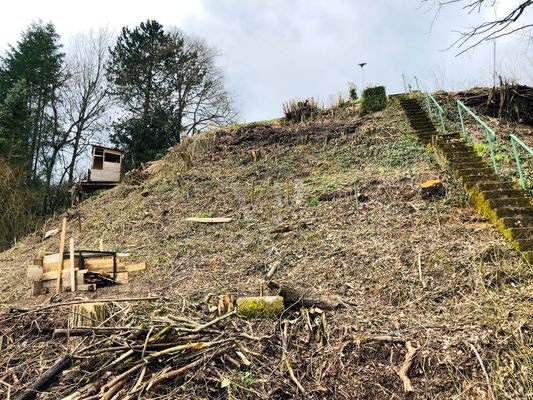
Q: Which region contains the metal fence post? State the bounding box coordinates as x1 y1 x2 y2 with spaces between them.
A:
511 139 526 189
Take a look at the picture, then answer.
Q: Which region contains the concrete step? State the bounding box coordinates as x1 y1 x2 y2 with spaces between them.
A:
493 207 533 219
476 182 522 192
482 189 528 200
486 197 533 210
460 175 502 189
500 216 533 229
454 166 494 176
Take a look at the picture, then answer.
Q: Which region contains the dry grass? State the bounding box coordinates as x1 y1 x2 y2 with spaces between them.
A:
0 102 531 399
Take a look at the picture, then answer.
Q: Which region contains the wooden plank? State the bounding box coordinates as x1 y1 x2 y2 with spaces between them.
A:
185 217 232 223
70 238 76 292
125 262 146 272
42 269 87 282
32 281 43 297
43 258 125 272
57 218 67 294
76 284 96 292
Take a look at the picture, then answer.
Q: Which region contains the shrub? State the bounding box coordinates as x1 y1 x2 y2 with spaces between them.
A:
283 98 319 122
0 159 41 250
349 84 358 101
360 86 387 113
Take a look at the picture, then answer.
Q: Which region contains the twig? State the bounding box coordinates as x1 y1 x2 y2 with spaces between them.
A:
469 343 494 400
282 321 306 396
177 309 236 333
7 296 163 318
397 341 418 393
417 253 426 289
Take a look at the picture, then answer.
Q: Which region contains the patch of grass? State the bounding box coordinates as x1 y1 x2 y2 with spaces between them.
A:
194 211 214 218
308 196 319 206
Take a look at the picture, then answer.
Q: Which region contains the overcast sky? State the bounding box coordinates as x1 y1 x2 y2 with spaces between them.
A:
1 0 531 122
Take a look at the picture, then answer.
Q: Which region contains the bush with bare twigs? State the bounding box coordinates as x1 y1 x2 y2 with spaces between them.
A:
283 98 319 122
0 159 40 249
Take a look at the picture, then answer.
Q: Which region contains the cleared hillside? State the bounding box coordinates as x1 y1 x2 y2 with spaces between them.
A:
0 101 531 399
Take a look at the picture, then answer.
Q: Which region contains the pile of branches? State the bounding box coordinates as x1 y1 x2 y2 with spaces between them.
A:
0 295 349 400
454 81 533 125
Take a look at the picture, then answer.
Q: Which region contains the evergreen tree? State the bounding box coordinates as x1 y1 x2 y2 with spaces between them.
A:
0 79 31 170
0 21 65 182
108 20 234 169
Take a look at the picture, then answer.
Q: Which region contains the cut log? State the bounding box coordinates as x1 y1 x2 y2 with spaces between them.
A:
421 179 445 200
236 296 284 318
267 281 341 310
69 303 107 327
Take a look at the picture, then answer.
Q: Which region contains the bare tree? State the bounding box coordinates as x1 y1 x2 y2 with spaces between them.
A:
61 29 114 185
425 0 533 54
174 34 236 136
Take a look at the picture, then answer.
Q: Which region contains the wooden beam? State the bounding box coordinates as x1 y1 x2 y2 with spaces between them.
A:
69 238 76 292
56 218 67 294
125 262 146 272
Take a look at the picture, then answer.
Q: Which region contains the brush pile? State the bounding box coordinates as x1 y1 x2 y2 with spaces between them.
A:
0 295 351 399
282 98 319 122
450 82 533 125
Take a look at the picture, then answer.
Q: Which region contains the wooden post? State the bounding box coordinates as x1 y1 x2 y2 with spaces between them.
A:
99 238 104 251
56 218 67 294
70 238 76 292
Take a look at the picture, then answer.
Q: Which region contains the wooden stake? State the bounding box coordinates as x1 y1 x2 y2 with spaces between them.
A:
70 238 76 292
99 238 104 251
56 218 67 294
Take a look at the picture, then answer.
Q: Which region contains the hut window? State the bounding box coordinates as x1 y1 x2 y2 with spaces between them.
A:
92 149 104 170
104 152 121 163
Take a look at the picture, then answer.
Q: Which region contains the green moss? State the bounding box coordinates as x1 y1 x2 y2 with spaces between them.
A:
236 296 284 318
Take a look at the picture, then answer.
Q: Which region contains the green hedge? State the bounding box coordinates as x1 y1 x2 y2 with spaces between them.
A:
360 86 387 113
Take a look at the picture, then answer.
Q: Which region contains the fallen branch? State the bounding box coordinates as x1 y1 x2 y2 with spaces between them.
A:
267 281 341 310
397 341 418 393
19 356 72 400
470 343 494 400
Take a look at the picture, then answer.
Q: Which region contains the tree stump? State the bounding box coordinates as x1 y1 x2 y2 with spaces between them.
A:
421 179 445 200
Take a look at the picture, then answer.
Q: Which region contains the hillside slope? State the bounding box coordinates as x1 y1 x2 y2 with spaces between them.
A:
0 102 531 399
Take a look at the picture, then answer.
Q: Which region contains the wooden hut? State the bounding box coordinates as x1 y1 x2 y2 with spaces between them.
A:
88 145 122 183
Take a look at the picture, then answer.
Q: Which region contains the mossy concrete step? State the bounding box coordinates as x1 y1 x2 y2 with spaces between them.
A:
492 207 533 219
435 139 471 150
460 170 500 182
449 161 489 172
506 229 533 251
486 197 533 210
447 156 487 167
408 115 433 121
461 176 502 190
409 120 434 126
453 166 494 177
476 182 521 192
500 216 533 229
481 189 528 200
410 122 435 129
